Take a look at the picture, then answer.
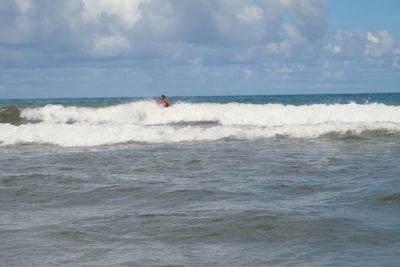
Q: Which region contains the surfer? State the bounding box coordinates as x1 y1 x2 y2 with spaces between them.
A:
158 95 171 107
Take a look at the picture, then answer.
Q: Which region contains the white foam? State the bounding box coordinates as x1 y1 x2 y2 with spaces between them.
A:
0 101 399 147
21 101 400 126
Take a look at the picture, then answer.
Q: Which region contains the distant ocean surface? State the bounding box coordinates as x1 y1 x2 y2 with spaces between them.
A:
1 93 400 266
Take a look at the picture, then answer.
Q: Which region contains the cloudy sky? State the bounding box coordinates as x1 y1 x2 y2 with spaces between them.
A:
0 0 399 98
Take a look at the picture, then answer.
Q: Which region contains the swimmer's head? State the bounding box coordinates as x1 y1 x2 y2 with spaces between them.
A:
161 95 166 99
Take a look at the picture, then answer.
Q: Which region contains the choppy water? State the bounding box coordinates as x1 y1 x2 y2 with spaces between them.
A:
1 93 400 266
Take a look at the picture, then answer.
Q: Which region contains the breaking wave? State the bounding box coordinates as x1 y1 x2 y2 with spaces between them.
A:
0 101 399 147
0 106 24 125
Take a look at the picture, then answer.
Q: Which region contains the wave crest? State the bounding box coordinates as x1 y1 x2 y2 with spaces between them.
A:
0 101 399 146
0 106 23 125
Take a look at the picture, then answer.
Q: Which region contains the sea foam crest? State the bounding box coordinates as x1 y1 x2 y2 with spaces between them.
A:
20 101 400 126
0 101 399 147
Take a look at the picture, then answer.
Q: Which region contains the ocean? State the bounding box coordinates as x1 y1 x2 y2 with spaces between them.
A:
1 93 400 266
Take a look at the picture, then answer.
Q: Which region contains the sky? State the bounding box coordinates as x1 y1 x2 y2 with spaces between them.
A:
0 0 399 98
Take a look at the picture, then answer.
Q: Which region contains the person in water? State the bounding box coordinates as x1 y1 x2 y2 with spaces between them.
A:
158 95 171 107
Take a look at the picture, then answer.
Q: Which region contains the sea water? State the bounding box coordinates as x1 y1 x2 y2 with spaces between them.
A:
1 93 400 266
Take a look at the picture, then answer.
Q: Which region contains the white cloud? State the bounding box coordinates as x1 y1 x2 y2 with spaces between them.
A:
0 0 330 60
0 0 399 88
332 46 341 54
14 0 32 13
266 41 292 56
0 0 35 44
281 23 305 44
188 57 203 66
364 31 396 58
280 66 293 73
234 48 256 62
237 6 264 24
324 29 365 59
244 68 257 78
366 32 380 44
91 35 130 57
283 0 327 41
324 44 341 55
81 0 149 29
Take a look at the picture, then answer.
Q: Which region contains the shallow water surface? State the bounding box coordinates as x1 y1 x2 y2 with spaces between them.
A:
1 138 400 266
